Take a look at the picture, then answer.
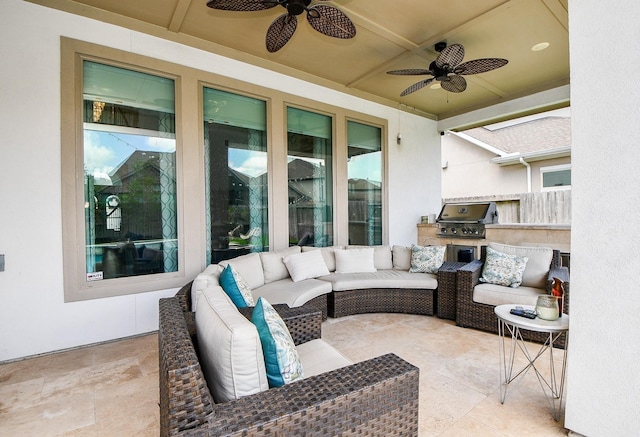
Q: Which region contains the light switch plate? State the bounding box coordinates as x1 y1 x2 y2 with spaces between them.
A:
0 254 4 272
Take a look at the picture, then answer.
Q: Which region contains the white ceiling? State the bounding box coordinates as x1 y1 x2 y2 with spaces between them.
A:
36 0 570 120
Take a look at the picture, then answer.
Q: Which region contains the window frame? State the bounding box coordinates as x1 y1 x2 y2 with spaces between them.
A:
540 163 572 191
61 38 188 302
61 37 389 302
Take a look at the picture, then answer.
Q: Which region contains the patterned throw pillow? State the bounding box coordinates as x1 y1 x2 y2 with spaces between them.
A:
219 264 255 308
479 246 529 288
252 298 303 387
409 245 446 273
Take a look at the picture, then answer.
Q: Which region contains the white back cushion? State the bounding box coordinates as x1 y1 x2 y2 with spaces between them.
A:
347 245 393 270
220 253 265 290
301 246 343 271
334 248 376 273
487 243 553 289
195 285 268 403
392 245 412 270
260 246 301 283
191 264 223 311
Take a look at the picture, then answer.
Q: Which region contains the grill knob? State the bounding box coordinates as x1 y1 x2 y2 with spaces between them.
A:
451 227 457 234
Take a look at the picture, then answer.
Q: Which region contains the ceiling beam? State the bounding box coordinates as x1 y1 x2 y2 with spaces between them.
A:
168 0 192 33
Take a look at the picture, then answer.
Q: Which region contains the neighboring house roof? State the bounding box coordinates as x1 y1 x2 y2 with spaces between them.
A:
457 111 572 165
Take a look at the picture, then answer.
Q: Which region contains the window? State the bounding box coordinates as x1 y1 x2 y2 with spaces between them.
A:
347 121 382 245
541 164 571 190
82 61 178 280
287 107 333 247
203 88 268 263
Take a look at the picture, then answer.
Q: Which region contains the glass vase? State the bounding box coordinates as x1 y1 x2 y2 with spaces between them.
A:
535 295 560 321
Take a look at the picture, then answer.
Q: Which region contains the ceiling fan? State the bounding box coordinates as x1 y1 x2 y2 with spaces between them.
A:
206 0 356 53
387 42 508 96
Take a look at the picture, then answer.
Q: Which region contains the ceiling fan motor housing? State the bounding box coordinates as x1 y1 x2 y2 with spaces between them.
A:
286 0 311 15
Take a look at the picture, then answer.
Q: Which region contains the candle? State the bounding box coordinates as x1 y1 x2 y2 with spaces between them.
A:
536 305 559 321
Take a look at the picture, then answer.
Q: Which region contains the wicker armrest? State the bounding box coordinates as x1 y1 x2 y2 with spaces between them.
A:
180 353 419 437
238 305 322 345
175 281 193 312
457 260 483 294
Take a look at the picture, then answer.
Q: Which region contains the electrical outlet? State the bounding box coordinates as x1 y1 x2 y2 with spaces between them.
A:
0 254 4 272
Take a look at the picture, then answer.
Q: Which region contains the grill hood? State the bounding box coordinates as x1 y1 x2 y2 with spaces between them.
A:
436 202 498 224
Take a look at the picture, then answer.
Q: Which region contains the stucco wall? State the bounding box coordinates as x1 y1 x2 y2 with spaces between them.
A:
565 0 640 435
0 0 439 360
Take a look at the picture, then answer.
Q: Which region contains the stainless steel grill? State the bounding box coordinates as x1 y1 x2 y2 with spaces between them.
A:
436 202 498 239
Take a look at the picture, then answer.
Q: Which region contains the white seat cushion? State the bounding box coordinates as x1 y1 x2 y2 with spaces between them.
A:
195 285 268 403
488 243 553 289
252 278 332 308
296 339 352 379
318 269 438 291
473 282 546 307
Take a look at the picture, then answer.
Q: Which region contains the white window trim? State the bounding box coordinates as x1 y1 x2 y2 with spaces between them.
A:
540 163 571 191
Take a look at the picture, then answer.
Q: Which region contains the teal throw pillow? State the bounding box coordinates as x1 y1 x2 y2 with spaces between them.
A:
251 297 303 388
479 246 529 288
219 264 255 308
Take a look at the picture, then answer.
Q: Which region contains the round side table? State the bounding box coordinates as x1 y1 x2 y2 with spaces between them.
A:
494 304 569 421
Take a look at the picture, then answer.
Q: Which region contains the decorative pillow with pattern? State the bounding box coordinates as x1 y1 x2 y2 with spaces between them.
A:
479 246 529 288
251 298 303 387
409 245 446 273
219 264 255 308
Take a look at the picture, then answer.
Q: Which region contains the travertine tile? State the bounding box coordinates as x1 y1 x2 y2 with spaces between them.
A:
0 320 570 436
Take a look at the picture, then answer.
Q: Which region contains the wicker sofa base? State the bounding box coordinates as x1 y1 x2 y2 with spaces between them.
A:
328 288 435 318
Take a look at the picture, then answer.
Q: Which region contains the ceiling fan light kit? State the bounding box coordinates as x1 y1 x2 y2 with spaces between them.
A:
387 42 508 97
206 0 356 52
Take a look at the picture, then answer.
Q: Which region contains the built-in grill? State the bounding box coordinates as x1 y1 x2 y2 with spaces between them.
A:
436 202 498 239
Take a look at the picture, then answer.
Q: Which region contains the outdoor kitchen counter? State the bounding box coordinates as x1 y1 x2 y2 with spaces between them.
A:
417 223 571 259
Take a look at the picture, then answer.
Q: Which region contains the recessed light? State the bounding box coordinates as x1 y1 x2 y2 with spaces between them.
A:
431 82 441 90
531 42 550 52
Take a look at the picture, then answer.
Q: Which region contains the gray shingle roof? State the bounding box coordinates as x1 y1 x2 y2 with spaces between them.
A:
463 116 571 154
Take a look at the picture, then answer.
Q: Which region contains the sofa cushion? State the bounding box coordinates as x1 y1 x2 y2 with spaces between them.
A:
473 282 546 307
488 243 553 289
252 298 304 388
191 264 223 311
409 244 446 274
347 245 393 270
392 245 412 270
252 278 332 308
301 246 343 272
480 246 528 288
296 339 353 378
195 285 268 403
319 269 438 291
219 264 255 308
283 250 330 282
220 252 265 290
260 247 301 284
334 248 376 273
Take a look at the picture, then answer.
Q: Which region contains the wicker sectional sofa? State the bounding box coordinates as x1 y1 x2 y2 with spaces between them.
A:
190 245 440 319
159 288 420 436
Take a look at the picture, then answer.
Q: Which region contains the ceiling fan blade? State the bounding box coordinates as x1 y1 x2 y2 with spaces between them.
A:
440 75 467 93
266 14 298 52
206 0 278 11
400 78 434 97
306 5 356 39
454 58 508 75
387 68 433 76
435 43 465 70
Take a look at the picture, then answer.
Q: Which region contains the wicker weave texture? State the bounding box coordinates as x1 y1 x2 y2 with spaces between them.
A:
160 296 420 436
437 261 467 320
456 249 570 347
328 288 435 318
